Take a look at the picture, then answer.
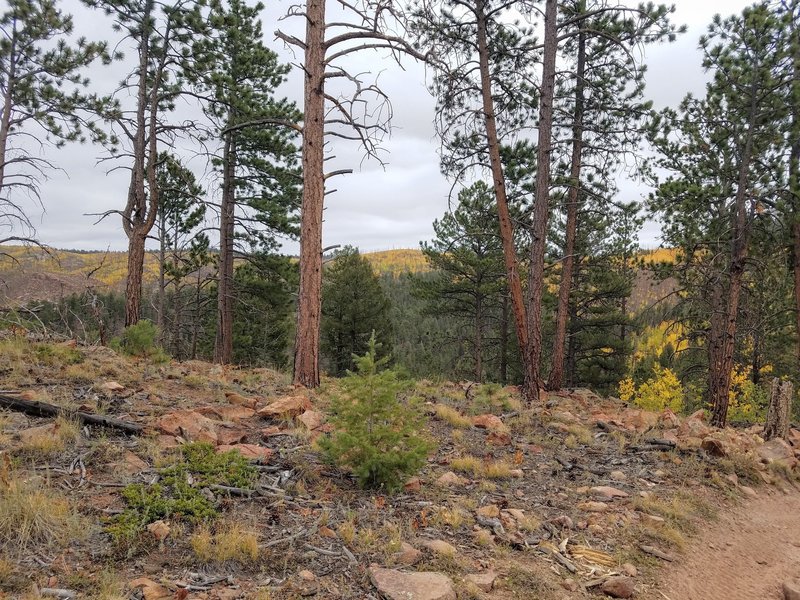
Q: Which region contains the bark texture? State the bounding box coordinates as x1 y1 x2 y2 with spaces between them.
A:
764 378 792 441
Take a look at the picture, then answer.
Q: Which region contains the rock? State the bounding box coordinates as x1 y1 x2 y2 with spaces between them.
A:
622 409 658 432
601 576 635 598
368 567 456 600
783 579 800 600
610 470 626 481
436 471 466 487
18 424 59 445
215 444 272 461
740 485 758 498
116 450 149 475
155 410 218 444
505 508 526 522
678 413 711 439
196 405 256 422
701 438 728 457
298 570 316 582
128 577 172 600
257 395 312 419
225 391 259 410
578 501 608 513
319 526 337 539
297 410 324 430
422 539 457 556
590 486 629 499
487 430 513 446
464 572 497 592
550 515 574 529
757 438 795 463
404 477 422 492
561 579 579 592
472 414 508 432
147 520 170 542
99 381 125 393
621 563 638 577
509 469 524 478
476 505 500 519
725 473 739 487
659 409 681 428
215 426 249 446
393 542 422 566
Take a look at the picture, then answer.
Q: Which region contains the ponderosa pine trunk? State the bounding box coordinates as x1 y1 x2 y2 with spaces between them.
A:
790 11 800 367
475 293 483 382
293 0 326 388
215 134 236 364
547 25 585 392
499 293 508 385
764 378 792 440
526 0 559 404
709 92 757 428
474 0 534 401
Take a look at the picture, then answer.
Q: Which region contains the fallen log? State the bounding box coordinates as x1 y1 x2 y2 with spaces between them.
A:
0 394 143 435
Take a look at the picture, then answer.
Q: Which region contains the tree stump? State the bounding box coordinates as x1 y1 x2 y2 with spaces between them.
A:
764 378 793 441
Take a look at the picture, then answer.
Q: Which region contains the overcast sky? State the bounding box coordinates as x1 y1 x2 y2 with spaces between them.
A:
12 0 754 253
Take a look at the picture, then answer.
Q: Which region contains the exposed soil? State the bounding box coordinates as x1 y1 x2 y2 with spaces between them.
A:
657 488 800 600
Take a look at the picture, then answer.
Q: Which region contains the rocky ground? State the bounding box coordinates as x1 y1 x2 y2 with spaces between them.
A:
0 338 798 600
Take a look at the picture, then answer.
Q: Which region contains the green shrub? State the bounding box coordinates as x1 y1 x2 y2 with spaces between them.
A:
107 443 256 550
319 334 433 491
111 320 169 362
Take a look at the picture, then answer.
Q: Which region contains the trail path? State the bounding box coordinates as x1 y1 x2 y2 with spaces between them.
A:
657 488 800 600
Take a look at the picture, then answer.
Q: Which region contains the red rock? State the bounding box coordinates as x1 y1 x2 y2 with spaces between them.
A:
590 486 629 499
422 539 457 556
215 426 249 446
487 430 512 446
578 501 609 513
783 579 800 600
622 409 658 432
404 477 421 492
260 425 284 437
225 391 259 410
472 414 508 432
99 381 125 393
476 505 500 518
393 542 422 566
601 576 635 598
659 409 681 428
128 577 171 600
215 444 272 461
436 471 466 487
297 409 324 430
319 526 337 538
465 571 497 592
678 415 711 440
369 567 456 600
155 410 218 444
701 438 728 457
118 450 148 474
757 438 795 463
257 395 312 419
196 405 255 422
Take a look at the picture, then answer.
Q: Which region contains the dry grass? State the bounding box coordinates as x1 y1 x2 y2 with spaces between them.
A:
433 404 472 429
432 506 472 530
190 521 260 564
450 455 516 479
563 424 595 446
484 460 515 479
0 469 88 554
16 416 81 457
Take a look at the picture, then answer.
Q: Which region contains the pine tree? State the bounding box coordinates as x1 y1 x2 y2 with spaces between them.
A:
647 3 787 426
190 0 301 364
415 181 512 382
321 247 393 376
319 333 432 491
0 0 112 244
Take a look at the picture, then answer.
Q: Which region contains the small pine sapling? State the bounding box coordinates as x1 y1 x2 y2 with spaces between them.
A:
319 333 432 491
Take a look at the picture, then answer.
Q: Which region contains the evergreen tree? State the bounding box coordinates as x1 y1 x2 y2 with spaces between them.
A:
647 3 788 426
415 181 514 383
0 0 112 244
190 0 301 364
321 247 393 376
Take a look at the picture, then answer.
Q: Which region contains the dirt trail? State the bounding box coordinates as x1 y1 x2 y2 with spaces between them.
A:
657 488 800 600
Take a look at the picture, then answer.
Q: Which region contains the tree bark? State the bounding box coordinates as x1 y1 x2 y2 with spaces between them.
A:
526 0 559 404
215 133 236 364
474 0 533 401
499 292 508 385
547 23 585 392
157 210 166 342
475 293 483 382
293 0 326 388
709 91 757 428
790 7 800 368
764 378 792 441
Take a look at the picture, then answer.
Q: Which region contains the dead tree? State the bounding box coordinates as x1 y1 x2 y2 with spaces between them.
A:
277 0 427 388
764 378 793 440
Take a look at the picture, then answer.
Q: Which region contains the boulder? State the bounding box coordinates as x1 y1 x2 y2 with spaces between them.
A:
578 501 609 513
258 395 312 419
225 391 259 410
215 444 272 461
155 410 218 444
297 409 324 430
757 438 795 463
393 542 422 566
701 438 728 457
472 414 508 432
435 471 466 487
215 426 249 446
128 577 172 600
601 576 635 598
404 477 422 492
422 539 457 556
659 409 681 428
487 430 512 446
590 486 629 499
476 505 500 518
783 580 800 600
196 405 255 422
368 567 456 600
464 571 497 592
99 381 125 393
